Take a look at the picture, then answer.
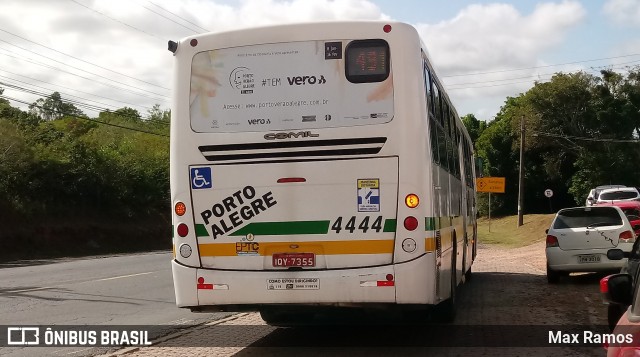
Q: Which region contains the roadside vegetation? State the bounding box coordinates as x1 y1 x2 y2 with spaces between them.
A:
0 66 639 260
465 67 640 216
0 90 170 261
477 214 555 247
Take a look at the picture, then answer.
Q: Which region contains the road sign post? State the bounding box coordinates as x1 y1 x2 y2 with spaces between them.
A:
544 189 554 213
476 177 506 232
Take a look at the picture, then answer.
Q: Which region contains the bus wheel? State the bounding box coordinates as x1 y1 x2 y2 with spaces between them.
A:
464 266 472 282
259 308 314 327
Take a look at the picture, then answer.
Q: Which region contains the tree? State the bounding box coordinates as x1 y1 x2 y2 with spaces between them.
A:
28 92 84 120
461 114 486 147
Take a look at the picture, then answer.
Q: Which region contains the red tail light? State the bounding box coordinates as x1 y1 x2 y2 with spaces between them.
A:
619 230 635 242
404 216 419 231
600 275 610 294
546 235 559 247
177 223 189 237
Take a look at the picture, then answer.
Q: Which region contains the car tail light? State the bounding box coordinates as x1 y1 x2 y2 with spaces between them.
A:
600 275 610 294
619 230 635 243
546 235 559 247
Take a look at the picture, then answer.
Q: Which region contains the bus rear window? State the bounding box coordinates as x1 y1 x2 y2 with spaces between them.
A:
189 39 394 133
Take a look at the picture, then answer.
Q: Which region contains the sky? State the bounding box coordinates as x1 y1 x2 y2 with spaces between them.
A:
0 0 639 122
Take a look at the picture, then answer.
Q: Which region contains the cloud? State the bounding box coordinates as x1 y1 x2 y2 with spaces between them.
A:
0 0 589 121
0 0 388 116
414 1 586 119
604 0 640 27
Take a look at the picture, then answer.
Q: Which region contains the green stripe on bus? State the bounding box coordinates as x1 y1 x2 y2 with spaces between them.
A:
425 217 436 231
383 219 396 232
230 221 331 236
195 224 209 237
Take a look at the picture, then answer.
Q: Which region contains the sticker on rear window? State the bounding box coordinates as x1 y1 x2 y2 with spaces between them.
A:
357 179 380 212
191 167 212 189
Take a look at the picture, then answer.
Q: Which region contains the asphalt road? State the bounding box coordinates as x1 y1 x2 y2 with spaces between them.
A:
117 242 610 356
0 252 230 357
0 242 614 356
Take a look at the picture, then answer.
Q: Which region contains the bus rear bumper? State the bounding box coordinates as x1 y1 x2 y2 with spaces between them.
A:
172 253 435 310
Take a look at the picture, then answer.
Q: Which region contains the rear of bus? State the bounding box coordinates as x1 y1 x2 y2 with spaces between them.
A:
170 22 439 315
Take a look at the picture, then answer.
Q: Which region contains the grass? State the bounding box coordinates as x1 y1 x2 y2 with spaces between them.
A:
477 214 555 248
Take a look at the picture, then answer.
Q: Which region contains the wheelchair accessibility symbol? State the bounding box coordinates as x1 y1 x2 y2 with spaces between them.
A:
190 167 212 189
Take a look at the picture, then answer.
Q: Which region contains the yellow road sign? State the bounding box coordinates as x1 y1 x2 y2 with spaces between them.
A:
476 177 506 193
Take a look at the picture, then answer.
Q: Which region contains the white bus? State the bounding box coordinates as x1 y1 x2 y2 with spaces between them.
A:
169 21 477 324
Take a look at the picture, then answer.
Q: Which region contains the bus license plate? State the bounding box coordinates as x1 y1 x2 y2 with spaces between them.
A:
578 255 600 263
272 253 315 267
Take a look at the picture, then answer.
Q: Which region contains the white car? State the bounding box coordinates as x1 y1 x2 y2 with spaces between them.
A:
585 185 626 206
545 206 635 283
596 187 640 205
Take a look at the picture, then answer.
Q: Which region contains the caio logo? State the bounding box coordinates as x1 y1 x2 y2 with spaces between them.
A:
287 75 326 85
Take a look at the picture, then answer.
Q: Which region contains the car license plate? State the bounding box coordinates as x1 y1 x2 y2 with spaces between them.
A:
272 253 315 267
578 254 600 263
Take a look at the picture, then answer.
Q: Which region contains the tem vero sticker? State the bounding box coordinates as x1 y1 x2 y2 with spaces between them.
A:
267 278 319 290
191 167 212 189
357 179 380 212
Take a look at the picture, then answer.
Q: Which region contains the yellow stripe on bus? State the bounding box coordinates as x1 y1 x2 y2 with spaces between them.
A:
425 237 436 252
199 240 394 257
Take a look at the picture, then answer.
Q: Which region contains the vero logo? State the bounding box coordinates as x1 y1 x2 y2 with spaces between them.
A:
287 75 326 85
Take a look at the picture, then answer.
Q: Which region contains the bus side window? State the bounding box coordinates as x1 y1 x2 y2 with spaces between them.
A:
433 84 442 127
424 63 439 165
437 124 448 172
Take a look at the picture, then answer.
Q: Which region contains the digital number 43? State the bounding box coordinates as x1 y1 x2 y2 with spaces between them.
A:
331 216 383 234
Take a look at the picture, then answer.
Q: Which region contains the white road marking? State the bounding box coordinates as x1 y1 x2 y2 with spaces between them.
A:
5 286 55 293
4 272 157 293
93 271 155 282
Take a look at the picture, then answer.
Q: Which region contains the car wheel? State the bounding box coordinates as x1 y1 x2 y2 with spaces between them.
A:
607 304 625 332
546 264 561 284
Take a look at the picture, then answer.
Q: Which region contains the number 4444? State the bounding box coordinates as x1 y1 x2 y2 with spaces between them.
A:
331 216 383 234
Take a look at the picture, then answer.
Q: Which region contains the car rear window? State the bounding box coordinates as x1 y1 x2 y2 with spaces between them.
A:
599 191 638 200
553 207 622 229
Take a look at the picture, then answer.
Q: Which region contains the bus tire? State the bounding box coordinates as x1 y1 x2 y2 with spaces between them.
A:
465 265 472 282
259 308 314 327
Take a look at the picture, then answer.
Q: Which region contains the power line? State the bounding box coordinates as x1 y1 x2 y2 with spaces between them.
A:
447 62 640 91
0 39 168 98
442 53 640 78
68 0 164 41
1 94 170 138
446 59 640 88
133 0 201 34
0 27 169 91
0 49 168 103
0 68 157 111
146 1 210 33
0 80 169 126
531 131 640 143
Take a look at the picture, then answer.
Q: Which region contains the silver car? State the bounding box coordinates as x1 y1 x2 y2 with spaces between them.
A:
545 206 635 283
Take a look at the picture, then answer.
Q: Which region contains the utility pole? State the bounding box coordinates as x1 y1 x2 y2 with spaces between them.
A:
517 115 525 227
